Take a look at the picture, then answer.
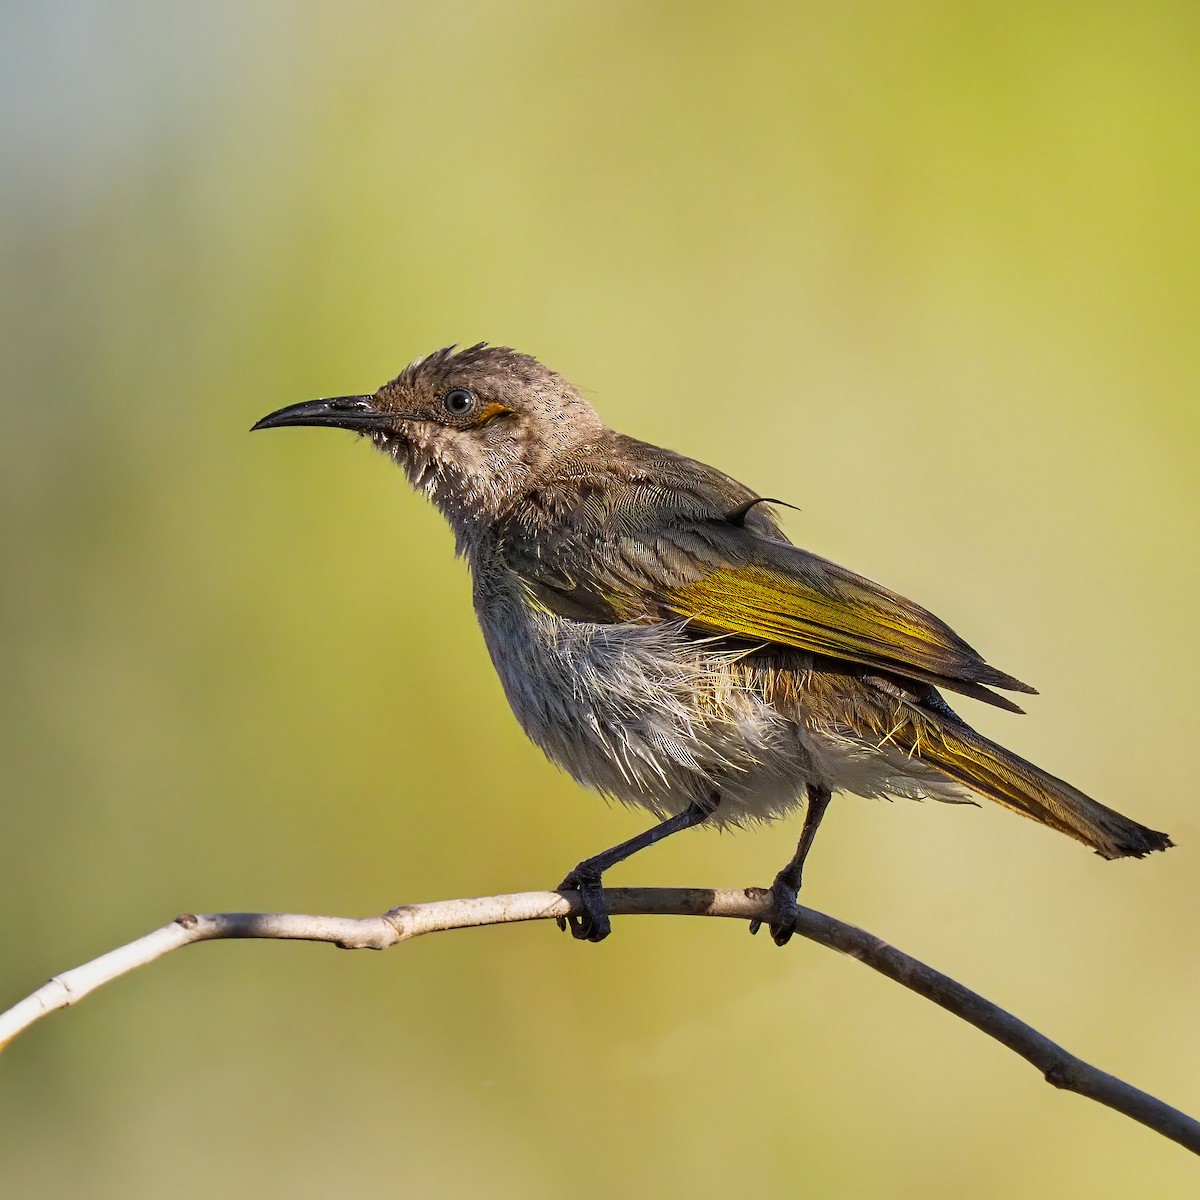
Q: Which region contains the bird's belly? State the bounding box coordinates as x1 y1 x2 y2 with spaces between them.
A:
476 592 817 824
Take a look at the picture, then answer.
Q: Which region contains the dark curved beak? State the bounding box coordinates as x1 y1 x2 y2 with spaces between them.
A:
251 395 394 434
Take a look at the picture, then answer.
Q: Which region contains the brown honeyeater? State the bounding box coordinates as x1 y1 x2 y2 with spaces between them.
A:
254 344 1172 944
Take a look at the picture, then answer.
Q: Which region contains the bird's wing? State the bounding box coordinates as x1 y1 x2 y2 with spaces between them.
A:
654 531 1035 710
500 468 1035 713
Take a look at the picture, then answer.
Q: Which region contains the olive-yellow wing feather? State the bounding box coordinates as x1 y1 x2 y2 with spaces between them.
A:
658 539 1036 710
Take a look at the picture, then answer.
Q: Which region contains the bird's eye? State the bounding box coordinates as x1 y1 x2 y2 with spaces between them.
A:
443 388 476 417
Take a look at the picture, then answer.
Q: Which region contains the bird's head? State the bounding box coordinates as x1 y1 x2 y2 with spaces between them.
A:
254 344 604 535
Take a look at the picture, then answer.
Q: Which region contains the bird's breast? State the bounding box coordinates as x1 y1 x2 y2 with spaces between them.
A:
471 570 814 823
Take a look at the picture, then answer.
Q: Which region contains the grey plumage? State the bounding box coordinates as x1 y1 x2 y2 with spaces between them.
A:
254 343 1173 944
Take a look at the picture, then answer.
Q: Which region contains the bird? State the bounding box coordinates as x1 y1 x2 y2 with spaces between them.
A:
253 343 1173 945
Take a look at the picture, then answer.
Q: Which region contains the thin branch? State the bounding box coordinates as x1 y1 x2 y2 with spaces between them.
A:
2 886 1196 1156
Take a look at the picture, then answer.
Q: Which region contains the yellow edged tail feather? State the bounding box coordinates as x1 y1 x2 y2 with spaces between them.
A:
917 724 1173 860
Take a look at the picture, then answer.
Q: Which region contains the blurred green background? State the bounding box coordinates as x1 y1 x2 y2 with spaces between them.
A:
2 3 1198 1196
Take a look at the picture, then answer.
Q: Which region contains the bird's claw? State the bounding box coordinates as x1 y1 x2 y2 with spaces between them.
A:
555 869 611 943
748 878 799 946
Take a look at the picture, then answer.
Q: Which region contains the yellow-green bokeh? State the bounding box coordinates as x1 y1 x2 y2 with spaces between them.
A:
2 4 1198 1196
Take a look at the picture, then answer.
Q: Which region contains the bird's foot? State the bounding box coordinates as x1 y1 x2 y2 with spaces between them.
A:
555 867 611 943
747 876 800 947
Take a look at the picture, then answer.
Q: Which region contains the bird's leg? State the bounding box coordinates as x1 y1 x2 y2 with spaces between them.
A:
556 795 719 943
750 784 832 947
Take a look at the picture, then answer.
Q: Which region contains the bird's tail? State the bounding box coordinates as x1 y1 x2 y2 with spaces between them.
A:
912 720 1173 860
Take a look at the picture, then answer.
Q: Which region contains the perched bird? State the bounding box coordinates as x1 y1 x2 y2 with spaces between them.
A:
254 344 1172 945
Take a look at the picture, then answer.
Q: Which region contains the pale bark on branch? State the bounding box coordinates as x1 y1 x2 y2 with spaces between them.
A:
1 886 1196 1156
